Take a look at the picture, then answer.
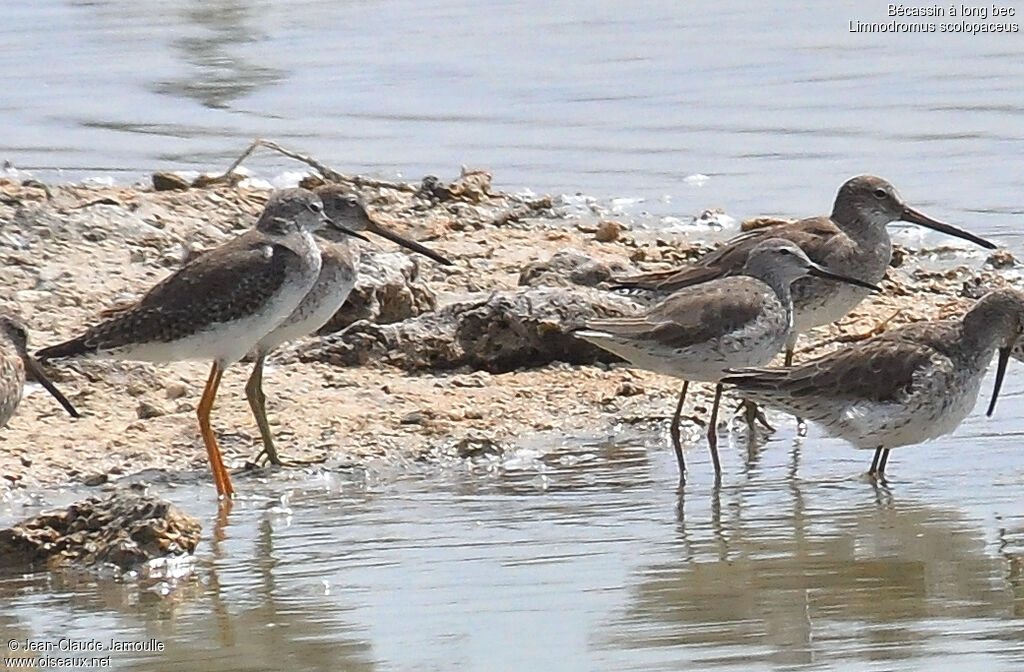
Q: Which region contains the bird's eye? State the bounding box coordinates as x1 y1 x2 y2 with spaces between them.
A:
872 188 887 199
346 197 358 207
779 248 793 255
308 201 323 213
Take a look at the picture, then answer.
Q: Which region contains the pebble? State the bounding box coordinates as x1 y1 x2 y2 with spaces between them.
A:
82 473 108 486
136 401 166 419
165 382 188 400
401 411 425 425
595 220 624 243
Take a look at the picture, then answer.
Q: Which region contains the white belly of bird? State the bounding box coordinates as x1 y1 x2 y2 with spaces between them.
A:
817 366 986 450
254 272 357 354
792 282 874 334
96 249 322 366
581 310 789 382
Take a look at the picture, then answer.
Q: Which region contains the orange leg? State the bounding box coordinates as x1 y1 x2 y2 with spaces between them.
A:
198 362 234 498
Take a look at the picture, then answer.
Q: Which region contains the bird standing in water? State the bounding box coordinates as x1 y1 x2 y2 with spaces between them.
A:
614 176 996 427
577 238 881 481
722 288 1024 478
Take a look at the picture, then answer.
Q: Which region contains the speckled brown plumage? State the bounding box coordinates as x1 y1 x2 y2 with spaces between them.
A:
243 185 452 467
723 325 948 405
722 288 1024 476
615 176 994 339
0 332 25 427
37 237 299 359
33 187 334 499
586 279 768 352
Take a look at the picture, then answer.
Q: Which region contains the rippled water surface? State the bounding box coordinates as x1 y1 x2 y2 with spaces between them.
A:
5 0 1024 668
4 406 1024 670
4 0 1024 243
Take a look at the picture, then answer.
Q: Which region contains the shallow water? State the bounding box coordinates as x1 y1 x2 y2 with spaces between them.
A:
4 0 1024 246
4 382 1024 669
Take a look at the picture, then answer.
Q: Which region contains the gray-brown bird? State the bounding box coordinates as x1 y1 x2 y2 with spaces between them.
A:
615 175 995 367
244 185 452 467
723 288 1024 478
37 188 367 499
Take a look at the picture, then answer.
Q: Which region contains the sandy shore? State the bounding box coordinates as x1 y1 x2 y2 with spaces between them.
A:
0 171 1014 493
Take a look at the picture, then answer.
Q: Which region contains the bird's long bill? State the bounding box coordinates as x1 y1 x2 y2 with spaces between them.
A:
986 346 1012 417
901 205 996 250
327 217 371 243
22 355 81 418
806 263 883 293
366 220 453 266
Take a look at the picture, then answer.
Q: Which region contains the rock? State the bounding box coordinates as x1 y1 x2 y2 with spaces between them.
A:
694 208 736 230
0 492 201 571
595 220 624 242
401 410 426 425
151 172 191 192
986 249 1016 269
453 432 502 458
298 285 641 373
615 381 645 397
82 473 108 486
449 371 492 388
319 251 437 333
518 249 631 288
412 168 493 205
136 401 166 419
165 382 188 400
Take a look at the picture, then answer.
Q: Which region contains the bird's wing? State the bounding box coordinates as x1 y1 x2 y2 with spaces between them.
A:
38 237 301 358
613 216 845 291
722 330 941 403
585 278 769 350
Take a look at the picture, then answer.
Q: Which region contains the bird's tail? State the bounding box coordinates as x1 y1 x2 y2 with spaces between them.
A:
36 336 92 362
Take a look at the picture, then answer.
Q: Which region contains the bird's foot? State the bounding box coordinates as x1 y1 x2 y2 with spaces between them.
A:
245 449 328 470
734 399 776 433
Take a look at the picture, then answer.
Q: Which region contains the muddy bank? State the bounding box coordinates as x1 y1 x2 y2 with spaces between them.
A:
0 167 1015 494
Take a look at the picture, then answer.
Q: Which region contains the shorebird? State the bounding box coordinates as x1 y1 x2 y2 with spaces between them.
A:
36 188 368 499
0 312 79 427
722 288 1024 478
575 238 881 481
615 176 996 368
246 184 452 467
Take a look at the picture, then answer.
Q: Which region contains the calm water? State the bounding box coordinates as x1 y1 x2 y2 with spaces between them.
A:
4 1 1024 243
5 0 1024 669
3 402 1024 670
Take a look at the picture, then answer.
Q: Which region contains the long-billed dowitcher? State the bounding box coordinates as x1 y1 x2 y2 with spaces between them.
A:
246 185 452 467
36 188 367 499
0 312 79 427
722 288 1024 478
576 238 881 481
615 176 996 367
